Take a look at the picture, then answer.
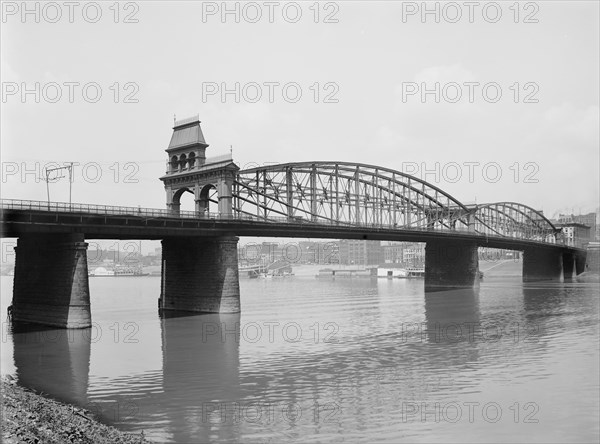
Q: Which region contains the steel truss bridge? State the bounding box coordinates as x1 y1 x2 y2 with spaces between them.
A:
232 161 561 245
2 161 573 251
1 160 587 329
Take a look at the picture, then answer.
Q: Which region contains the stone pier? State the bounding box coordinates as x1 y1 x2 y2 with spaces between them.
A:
522 247 563 282
576 250 589 275
562 251 575 280
12 234 91 328
159 236 240 313
424 240 479 292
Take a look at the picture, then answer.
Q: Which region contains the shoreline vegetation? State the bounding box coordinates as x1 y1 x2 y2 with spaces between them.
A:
1 377 151 444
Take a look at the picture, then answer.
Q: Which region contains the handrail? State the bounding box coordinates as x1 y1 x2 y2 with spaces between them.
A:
0 198 207 219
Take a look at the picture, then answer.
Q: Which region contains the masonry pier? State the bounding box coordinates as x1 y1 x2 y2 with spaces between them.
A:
424 240 479 292
523 247 563 282
159 236 241 313
11 234 91 328
562 251 575 280
576 251 588 275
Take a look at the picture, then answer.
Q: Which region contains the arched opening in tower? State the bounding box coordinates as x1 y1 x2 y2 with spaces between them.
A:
199 184 219 216
172 187 195 214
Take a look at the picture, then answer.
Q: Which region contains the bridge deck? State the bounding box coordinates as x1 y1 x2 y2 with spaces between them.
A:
0 199 582 254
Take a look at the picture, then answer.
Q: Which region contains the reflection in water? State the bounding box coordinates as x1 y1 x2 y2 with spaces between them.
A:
522 284 568 319
423 288 480 366
521 282 600 344
12 323 91 406
3 275 599 443
160 312 241 443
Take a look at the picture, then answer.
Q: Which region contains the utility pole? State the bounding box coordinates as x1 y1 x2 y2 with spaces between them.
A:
69 162 73 208
44 163 74 209
45 172 50 210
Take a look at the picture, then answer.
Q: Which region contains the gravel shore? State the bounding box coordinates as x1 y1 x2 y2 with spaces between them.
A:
1 377 152 444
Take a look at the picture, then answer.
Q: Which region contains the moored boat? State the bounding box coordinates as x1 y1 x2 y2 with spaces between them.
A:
89 265 149 277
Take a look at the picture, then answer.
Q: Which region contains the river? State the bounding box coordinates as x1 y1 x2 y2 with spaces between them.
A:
1 260 598 443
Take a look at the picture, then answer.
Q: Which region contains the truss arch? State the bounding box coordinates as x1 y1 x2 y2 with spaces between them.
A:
234 161 474 230
468 202 558 242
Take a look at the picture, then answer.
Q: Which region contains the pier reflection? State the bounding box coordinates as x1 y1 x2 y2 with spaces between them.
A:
522 284 567 319
160 312 241 443
521 282 600 339
424 288 481 368
12 323 91 406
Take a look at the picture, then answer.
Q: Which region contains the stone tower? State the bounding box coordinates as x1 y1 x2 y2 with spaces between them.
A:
159 116 239 216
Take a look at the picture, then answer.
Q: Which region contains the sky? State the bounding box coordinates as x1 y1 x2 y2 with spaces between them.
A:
1 1 599 229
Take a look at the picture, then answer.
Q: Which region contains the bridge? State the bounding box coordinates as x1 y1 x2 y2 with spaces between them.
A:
0 116 587 328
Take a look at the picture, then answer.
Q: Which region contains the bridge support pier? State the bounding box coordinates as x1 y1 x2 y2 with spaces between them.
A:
424 240 479 292
159 236 240 313
523 248 562 282
562 252 575 280
576 251 588 275
11 234 91 328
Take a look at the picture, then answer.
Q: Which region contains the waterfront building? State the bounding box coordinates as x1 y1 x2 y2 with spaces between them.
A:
556 222 592 248
558 212 597 241
339 240 384 266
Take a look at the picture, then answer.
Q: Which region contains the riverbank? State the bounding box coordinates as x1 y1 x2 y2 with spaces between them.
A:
1 377 151 444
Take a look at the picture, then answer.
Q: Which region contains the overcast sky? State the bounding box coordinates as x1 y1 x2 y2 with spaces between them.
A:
2 1 599 223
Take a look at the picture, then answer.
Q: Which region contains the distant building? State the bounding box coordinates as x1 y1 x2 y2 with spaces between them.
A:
479 248 516 261
381 241 404 264
586 242 600 273
339 240 384 266
238 241 339 266
403 243 425 266
556 222 592 248
558 212 597 241
288 241 340 264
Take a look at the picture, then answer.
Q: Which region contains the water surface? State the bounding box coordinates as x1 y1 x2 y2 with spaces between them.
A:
1 261 598 443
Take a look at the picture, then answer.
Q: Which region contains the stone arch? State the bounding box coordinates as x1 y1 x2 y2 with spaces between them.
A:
170 156 178 173
188 152 196 170
170 187 194 214
178 154 187 171
198 183 218 215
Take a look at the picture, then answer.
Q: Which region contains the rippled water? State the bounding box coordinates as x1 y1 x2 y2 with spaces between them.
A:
1 261 599 443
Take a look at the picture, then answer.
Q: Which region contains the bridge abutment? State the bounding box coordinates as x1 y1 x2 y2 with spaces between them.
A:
523 248 563 282
11 234 91 328
424 240 479 292
159 236 241 313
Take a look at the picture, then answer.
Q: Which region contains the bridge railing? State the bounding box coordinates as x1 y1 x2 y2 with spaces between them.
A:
0 199 210 220
0 199 366 227
0 199 569 247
